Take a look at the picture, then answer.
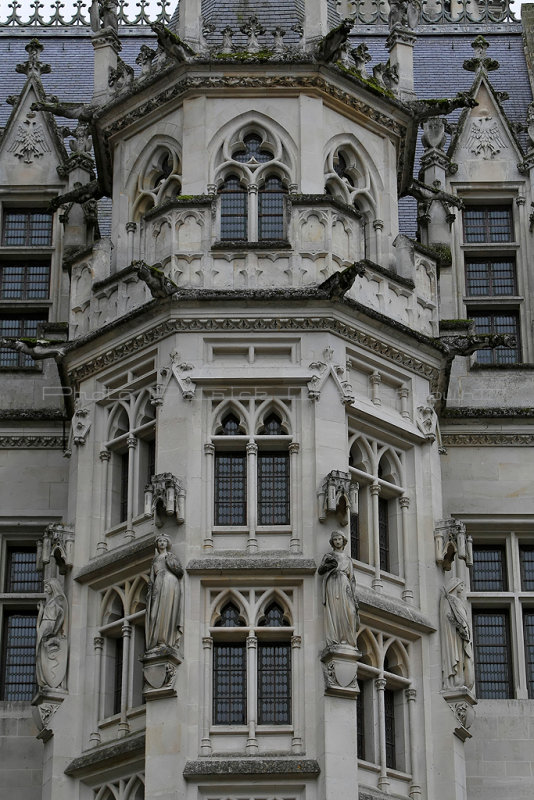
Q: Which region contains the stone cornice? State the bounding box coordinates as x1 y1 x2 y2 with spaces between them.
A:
75 535 154 583
183 757 320 779
441 433 534 446
64 732 145 778
0 435 64 449
442 407 534 418
186 555 317 574
0 408 66 421
356 585 435 633
66 309 441 388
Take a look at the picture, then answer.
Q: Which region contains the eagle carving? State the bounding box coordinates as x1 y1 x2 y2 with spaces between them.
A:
8 111 50 164
466 116 507 160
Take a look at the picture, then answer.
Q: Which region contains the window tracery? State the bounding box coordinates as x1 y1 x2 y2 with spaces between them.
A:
131 146 182 220
94 775 145 800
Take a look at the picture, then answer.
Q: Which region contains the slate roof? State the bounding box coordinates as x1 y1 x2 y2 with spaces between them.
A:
0 20 530 240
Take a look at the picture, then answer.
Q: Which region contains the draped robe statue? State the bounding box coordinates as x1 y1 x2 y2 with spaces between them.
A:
318 531 359 648
145 535 183 651
36 578 68 689
440 577 475 690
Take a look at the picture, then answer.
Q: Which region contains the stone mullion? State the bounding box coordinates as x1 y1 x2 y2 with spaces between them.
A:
246 633 258 754
400 496 413 604
118 621 132 737
248 185 258 241
375 676 390 792
289 442 300 553
247 441 258 553
203 444 215 549
125 435 137 541
89 636 104 747
370 483 382 591
99 449 111 549
405 687 421 800
201 637 213 755
291 634 303 753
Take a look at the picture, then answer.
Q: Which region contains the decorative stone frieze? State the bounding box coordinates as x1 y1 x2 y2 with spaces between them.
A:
434 518 472 571
144 474 185 525
0 435 64 449
317 470 358 525
37 523 75 574
442 432 534 446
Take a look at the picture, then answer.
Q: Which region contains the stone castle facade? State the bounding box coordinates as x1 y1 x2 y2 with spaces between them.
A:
0 1 533 799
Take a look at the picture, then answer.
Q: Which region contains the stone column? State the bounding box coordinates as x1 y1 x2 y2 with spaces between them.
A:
291 635 303 753
248 185 258 242
118 622 132 737
373 218 384 264
200 637 212 755
386 26 416 101
126 222 137 264
375 676 390 792
304 0 329 45
370 483 382 591
246 633 258 754
247 442 258 552
400 496 414 603
92 27 121 101
289 442 300 553
369 371 382 406
405 687 422 800
203 443 215 549
89 636 104 747
125 435 137 541
98 449 111 552
398 384 410 419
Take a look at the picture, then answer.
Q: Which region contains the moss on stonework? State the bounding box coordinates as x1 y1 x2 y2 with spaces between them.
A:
147 264 165 275
214 50 274 61
440 319 473 330
335 62 394 97
428 243 452 266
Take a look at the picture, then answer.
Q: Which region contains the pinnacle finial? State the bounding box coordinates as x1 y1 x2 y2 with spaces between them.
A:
15 38 51 77
463 35 499 72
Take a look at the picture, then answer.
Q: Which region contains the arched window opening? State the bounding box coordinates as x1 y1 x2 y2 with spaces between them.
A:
221 412 242 435
258 176 286 240
258 601 290 627
234 134 273 164
333 152 354 187
215 601 245 627
261 412 284 436
220 175 248 241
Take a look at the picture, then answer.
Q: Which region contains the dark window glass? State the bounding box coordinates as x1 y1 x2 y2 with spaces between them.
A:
465 259 516 297
471 546 507 591
468 310 520 365
5 547 42 592
473 610 513 698
333 152 354 186
0 262 50 300
113 637 123 714
257 452 290 526
0 612 37 700
220 176 247 241
213 643 246 724
2 209 53 246
262 413 284 436
519 547 534 591
524 611 534 699
257 642 291 724
258 176 285 240
214 453 247 525
0 315 48 368
221 413 241 435
379 497 389 572
356 680 365 760
350 512 360 561
120 452 129 523
384 688 396 769
147 439 156 484
463 206 513 243
215 602 244 627
234 134 272 164
259 602 289 627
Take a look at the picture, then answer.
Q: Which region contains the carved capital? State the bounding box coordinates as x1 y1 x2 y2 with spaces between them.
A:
93 636 104 652
405 687 417 702
369 483 381 497
99 449 111 462
202 637 213 650
375 677 387 691
288 442 300 455
246 442 258 456
373 218 384 231
126 221 137 233
204 443 215 456
399 496 410 509
291 635 302 649
126 435 137 449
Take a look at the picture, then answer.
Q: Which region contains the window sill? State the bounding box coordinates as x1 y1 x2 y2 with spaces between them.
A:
463 296 523 304
212 240 291 251
470 362 534 370
461 242 519 250
210 724 293 734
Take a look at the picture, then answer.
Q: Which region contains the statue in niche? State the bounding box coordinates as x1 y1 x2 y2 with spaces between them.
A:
318 531 360 648
145 534 183 651
440 577 475 690
36 578 68 690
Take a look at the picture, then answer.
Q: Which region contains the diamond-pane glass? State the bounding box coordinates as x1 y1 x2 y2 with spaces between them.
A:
471 546 507 591
465 259 516 296
473 610 513 698
215 602 243 627
213 643 246 724
259 602 289 627
469 311 520 365
524 611 534 699
220 176 247 241
5 547 42 592
379 497 389 572
258 176 285 240
257 642 291 724
0 612 37 700
257 452 289 526
214 453 247 525
463 206 513 243
520 547 534 591
2 210 52 246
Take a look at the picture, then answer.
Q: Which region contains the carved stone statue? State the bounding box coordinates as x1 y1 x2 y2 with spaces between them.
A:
318 531 359 648
440 577 475 690
388 0 421 30
145 534 183 651
36 579 68 690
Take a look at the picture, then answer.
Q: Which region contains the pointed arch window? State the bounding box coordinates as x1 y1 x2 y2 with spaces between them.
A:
220 175 248 241
258 176 286 240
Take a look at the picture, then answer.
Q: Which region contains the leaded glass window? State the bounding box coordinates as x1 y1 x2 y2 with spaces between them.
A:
0 612 37 701
471 546 507 591
473 609 513 698
519 547 534 591
356 680 365 760
257 452 290 525
350 512 360 561
220 175 247 241
213 643 247 724
0 262 50 300
258 176 285 240
113 637 124 715
221 413 241 435
2 209 53 246
463 206 513 243
234 134 272 164
214 453 247 525
215 602 244 627
379 497 390 572
258 602 289 627
262 412 284 436
0 315 48 368
384 688 396 769
465 258 517 296
524 611 534 699
468 310 520 365
5 547 42 592
257 642 291 724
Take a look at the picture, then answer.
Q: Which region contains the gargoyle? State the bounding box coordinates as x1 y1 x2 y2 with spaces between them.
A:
31 97 96 122
109 57 135 91
133 261 179 298
373 61 399 91
439 332 517 357
151 23 196 62
0 338 67 360
408 93 478 122
316 18 354 64
48 180 104 213
402 179 464 209
317 261 366 300
351 43 372 74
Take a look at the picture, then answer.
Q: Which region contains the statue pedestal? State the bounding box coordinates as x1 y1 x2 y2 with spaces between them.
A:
442 686 477 741
142 646 181 700
320 644 361 699
32 687 68 741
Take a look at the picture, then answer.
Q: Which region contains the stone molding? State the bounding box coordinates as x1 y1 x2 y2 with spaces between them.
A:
0 408 66 421
442 433 534 446
64 732 145 777
442 406 534 418
183 758 320 779
356 585 435 633
0 435 64 449
186 555 317 574
68 315 440 388
75 535 154 583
